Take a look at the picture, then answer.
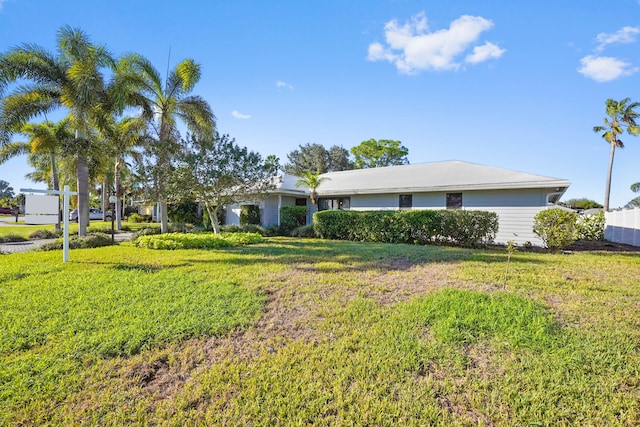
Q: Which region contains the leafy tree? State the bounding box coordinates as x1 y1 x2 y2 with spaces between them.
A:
593 98 640 211
117 54 215 233
327 145 353 172
558 198 603 210
350 139 409 169
170 133 278 234
0 26 120 235
0 180 14 198
295 171 329 206
284 143 352 175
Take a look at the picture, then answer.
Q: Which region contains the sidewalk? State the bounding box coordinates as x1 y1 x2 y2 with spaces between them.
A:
0 232 134 254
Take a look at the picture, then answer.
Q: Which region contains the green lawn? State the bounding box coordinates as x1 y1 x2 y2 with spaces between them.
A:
1 238 639 425
0 220 157 239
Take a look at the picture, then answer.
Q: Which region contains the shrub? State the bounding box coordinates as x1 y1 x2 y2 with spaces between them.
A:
132 227 161 240
576 211 605 241
127 213 145 223
240 205 261 226
533 209 578 251
168 201 200 225
28 229 63 239
0 233 28 243
291 224 316 238
280 206 307 234
38 233 114 251
134 232 264 250
313 209 498 247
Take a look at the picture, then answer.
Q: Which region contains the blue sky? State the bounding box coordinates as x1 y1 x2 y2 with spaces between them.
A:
1 0 640 208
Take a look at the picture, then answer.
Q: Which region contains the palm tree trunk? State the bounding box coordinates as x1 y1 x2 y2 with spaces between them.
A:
50 152 61 230
115 157 122 230
76 153 90 236
604 141 616 211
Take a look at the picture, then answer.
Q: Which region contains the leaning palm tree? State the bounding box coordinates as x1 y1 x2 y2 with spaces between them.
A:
593 98 640 211
116 54 215 233
0 26 117 235
295 171 329 206
0 118 73 228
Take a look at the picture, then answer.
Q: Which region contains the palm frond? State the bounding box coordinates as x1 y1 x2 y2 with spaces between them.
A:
0 141 29 163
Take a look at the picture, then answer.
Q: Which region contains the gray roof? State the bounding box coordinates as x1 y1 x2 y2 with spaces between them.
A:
304 161 570 196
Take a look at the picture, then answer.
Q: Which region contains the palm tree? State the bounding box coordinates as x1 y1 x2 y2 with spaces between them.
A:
593 98 640 211
0 119 73 228
100 115 147 229
295 171 329 206
116 54 215 233
0 26 117 235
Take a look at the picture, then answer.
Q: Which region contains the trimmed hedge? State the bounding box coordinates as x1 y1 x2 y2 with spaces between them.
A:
280 206 307 232
313 209 498 247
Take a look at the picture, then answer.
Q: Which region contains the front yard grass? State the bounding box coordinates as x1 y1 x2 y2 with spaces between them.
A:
1 238 639 425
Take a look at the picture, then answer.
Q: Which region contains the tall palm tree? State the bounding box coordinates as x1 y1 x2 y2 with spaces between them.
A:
295 171 329 206
593 98 640 211
0 118 73 228
116 54 215 233
100 115 147 229
0 26 117 235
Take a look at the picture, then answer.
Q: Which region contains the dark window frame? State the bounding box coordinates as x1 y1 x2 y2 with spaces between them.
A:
446 193 463 209
399 194 413 209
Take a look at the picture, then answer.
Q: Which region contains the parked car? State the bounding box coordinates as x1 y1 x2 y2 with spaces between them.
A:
0 207 17 215
69 208 112 221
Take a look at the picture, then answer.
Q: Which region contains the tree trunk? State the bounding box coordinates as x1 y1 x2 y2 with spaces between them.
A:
50 152 60 231
76 153 90 236
205 202 221 234
158 120 170 233
101 179 107 220
604 140 616 211
115 157 122 230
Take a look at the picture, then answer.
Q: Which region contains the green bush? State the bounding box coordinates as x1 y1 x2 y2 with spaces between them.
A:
132 226 161 240
533 209 578 251
279 206 307 234
576 211 605 241
168 201 200 225
240 205 261 226
127 213 145 223
28 229 63 239
134 232 264 250
0 233 28 243
38 233 115 251
313 209 498 247
291 224 316 238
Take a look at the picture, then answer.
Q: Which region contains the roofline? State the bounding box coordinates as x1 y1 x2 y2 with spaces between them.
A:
317 181 571 196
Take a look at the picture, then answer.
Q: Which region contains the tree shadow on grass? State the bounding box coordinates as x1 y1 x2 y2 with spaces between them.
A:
180 238 551 272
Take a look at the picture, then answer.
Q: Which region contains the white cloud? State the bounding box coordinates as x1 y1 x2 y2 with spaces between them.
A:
231 110 252 119
0 0 6 11
276 80 294 90
367 11 504 73
595 26 640 51
577 55 638 82
465 42 506 64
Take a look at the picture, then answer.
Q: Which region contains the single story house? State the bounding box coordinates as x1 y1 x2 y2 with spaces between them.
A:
225 160 570 245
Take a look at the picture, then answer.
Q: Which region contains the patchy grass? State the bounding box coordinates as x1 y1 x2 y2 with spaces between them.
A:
1 238 639 425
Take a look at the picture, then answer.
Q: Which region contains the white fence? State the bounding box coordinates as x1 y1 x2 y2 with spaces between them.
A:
605 208 640 247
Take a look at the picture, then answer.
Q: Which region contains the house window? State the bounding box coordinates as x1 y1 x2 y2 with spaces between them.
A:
446 193 463 209
295 198 307 206
399 194 412 209
319 197 350 210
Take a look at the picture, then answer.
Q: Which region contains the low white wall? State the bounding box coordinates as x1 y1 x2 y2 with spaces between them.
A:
605 208 640 247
